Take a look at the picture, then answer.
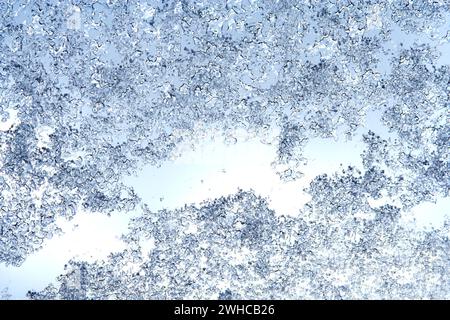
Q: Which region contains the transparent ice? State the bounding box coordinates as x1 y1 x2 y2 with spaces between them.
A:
0 0 449 299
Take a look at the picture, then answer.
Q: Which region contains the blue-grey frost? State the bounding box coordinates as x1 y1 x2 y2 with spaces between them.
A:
28 190 450 299
0 0 448 299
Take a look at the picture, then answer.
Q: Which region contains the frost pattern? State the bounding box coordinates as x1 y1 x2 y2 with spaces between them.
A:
0 0 448 298
1 287 11 300
28 190 450 299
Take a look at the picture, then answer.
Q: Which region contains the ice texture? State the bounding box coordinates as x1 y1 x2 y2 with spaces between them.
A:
28 190 450 299
0 0 449 298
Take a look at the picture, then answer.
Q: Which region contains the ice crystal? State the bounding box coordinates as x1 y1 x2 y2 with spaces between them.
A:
0 0 449 299
0 287 11 300
28 190 450 299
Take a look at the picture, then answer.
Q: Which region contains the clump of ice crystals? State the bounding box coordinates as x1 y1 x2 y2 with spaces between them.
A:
28 190 450 299
0 0 448 298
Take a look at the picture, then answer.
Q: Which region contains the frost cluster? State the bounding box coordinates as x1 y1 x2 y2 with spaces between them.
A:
28 190 449 299
0 0 448 299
